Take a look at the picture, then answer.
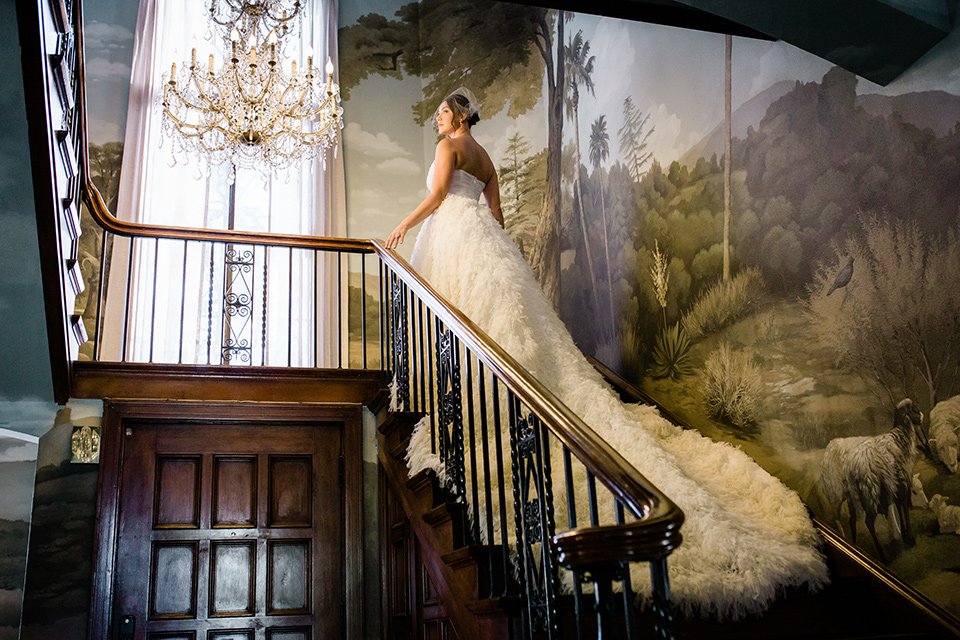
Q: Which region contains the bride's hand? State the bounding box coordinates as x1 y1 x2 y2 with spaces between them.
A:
386 223 408 249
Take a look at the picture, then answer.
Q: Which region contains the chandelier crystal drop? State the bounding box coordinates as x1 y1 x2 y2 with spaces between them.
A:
160 28 343 177
207 0 304 49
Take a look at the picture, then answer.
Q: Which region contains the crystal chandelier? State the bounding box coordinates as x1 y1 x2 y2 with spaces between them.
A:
160 29 342 177
207 0 303 50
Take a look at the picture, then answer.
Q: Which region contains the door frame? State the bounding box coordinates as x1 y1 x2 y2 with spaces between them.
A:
87 400 365 640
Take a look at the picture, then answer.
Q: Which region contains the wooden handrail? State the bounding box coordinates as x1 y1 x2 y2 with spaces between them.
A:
376 243 684 548
73 3 683 566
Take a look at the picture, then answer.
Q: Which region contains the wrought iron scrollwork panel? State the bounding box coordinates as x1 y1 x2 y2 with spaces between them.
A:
221 244 254 364
509 404 560 638
390 275 410 410
435 327 467 503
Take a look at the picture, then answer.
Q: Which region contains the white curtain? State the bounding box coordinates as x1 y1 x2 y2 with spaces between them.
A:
101 0 346 367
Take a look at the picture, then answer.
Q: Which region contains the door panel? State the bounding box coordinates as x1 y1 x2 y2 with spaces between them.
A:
114 421 343 640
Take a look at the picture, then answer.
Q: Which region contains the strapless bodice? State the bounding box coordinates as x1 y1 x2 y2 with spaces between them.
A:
427 162 485 200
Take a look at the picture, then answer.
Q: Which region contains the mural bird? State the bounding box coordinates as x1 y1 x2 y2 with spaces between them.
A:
827 256 854 297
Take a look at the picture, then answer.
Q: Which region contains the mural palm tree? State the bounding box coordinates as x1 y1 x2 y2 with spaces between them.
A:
589 115 615 333
565 30 601 318
618 96 654 182
723 34 732 281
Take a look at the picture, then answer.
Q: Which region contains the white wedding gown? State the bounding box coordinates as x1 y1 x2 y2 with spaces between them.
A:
404 163 828 619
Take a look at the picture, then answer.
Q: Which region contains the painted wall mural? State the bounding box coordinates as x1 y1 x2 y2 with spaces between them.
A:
339 0 960 623
0 431 38 640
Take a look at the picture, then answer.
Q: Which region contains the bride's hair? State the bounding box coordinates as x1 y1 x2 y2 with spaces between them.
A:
436 87 480 129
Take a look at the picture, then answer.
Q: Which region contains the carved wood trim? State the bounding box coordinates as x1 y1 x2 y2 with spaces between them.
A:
71 361 387 405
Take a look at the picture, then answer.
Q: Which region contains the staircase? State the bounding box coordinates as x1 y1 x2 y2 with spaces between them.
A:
378 406 958 640
378 410 521 640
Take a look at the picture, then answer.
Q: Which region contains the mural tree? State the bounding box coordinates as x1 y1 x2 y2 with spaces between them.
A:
338 2 568 306
337 12 420 99
618 96 654 182
723 34 732 281
499 133 542 258
89 141 124 212
564 30 600 319
589 115 615 331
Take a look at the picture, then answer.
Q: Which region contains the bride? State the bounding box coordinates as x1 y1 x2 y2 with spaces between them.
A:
386 88 828 619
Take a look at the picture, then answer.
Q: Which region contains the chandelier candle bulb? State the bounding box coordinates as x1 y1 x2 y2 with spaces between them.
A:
160 6 343 177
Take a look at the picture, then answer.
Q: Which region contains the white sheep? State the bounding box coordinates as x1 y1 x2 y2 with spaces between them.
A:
911 473 928 508
819 398 924 562
928 494 960 534
929 395 960 473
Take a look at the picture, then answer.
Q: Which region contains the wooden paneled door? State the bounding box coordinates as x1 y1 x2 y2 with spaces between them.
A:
89 402 364 640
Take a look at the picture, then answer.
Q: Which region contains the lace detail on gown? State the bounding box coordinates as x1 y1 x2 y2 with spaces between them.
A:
405 162 828 619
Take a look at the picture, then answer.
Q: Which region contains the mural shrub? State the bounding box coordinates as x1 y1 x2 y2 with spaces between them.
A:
700 343 762 428
805 215 960 413
681 267 764 341
649 322 692 380
595 321 645 382
788 411 831 450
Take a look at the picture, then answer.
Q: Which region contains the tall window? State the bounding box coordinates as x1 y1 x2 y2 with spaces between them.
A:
102 0 345 366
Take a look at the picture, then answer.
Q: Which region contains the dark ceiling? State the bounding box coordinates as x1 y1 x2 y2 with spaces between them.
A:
514 0 959 86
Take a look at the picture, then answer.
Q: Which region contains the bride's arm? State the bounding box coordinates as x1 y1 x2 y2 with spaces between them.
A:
385 141 457 249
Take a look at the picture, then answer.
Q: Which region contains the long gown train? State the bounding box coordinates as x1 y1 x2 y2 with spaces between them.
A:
403 165 828 619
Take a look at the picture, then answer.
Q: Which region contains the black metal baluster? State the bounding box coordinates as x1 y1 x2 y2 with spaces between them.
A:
378 261 385 370
492 376 509 594
435 326 467 523
418 300 426 413
478 361 495 597
177 240 188 364
565 447 590 639
650 557 675 640
287 247 293 367
586 468 609 639
261 246 267 366
206 242 215 365
507 391 530 635
466 351 480 545
148 237 159 363
122 237 134 362
409 289 419 413
385 267 393 376
337 250 342 368
390 274 410 411
537 418 560 637
361 253 368 368
587 470 600 526
615 500 639 640
426 309 436 452
314 249 319 367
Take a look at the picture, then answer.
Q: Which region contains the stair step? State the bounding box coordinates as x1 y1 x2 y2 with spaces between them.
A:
390 434 411 462
443 545 514 598
468 595 524 616
423 501 465 528
378 410 423 446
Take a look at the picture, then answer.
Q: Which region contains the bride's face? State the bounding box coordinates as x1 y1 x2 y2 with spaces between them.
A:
436 102 459 136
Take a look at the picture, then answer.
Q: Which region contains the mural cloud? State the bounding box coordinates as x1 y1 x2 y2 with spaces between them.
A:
84 21 133 51
344 122 411 158
376 157 421 176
